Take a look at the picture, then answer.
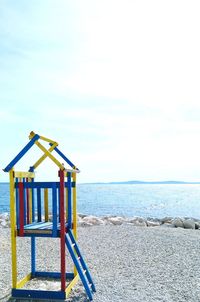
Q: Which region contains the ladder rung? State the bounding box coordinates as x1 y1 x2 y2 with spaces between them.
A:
72 243 75 247
77 256 81 260
83 270 87 274
89 283 92 288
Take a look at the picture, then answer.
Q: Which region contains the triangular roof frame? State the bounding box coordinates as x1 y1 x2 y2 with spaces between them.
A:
3 131 80 173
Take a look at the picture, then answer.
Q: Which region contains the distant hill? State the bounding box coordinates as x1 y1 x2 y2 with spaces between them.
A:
108 180 200 184
82 180 200 185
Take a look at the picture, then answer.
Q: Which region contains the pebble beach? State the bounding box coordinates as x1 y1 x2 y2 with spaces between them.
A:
1 214 200 301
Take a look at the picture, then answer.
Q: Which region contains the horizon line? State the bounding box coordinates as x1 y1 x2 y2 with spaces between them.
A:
1 180 200 185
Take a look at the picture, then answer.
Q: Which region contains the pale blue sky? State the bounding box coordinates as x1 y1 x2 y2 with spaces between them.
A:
1 0 200 182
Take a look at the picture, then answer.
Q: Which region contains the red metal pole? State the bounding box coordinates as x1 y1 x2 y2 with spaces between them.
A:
19 182 24 236
59 169 66 291
26 178 30 224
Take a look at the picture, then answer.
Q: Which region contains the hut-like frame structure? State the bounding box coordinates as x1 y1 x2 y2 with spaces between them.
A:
3 131 95 301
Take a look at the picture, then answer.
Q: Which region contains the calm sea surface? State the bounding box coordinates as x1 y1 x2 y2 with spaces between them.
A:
1 183 200 218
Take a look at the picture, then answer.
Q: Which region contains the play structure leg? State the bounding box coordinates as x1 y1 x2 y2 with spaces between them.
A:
72 172 77 276
9 169 17 288
59 169 66 291
31 237 36 275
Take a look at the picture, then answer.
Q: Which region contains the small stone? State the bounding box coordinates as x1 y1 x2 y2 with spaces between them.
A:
147 221 161 227
78 213 88 218
107 216 124 225
195 222 200 229
0 220 8 228
130 217 147 227
183 219 195 229
82 215 105 226
160 217 173 224
172 218 184 228
147 217 161 223
78 221 93 227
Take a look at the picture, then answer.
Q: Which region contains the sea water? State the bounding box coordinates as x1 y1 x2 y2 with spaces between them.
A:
1 183 200 218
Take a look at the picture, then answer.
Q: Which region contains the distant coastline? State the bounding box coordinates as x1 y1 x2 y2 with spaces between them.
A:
81 180 200 185
1 180 200 185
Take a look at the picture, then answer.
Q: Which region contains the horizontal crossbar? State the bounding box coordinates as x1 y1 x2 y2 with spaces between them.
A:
65 169 80 174
15 181 75 189
14 172 35 178
12 289 65 299
34 271 74 279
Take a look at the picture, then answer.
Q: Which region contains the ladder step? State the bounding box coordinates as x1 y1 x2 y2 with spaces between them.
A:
65 231 95 300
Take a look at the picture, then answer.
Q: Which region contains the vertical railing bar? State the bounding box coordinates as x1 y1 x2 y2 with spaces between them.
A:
23 178 26 225
58 187 61 223
26 178 30 224
52 183 57 237
37 188 41 222
59 169 66 291
44 188 49 222
32 186 35 223
67 172 72 228
19 181 24 236
15 178 19 230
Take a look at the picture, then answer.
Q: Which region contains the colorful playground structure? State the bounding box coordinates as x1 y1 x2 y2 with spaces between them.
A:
3 131 96 300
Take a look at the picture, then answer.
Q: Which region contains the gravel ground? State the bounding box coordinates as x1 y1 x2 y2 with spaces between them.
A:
1 225 200 302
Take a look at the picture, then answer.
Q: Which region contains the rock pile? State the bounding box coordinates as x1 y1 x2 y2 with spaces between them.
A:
78 214 200 230
1 213 200 230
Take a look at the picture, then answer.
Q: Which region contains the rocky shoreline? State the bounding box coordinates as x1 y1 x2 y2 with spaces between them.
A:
0 212 200 230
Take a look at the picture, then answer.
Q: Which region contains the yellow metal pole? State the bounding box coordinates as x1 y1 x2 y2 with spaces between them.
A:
44 188 49 222
72 173 77 240
9 169 17 288
72 172 77 276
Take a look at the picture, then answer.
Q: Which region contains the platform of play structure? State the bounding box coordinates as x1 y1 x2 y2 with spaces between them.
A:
3 131 96 300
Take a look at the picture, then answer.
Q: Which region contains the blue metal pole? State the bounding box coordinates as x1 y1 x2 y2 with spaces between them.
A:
3 134 40 172
50 145 76 169
31 237 36 276
37 188 41 222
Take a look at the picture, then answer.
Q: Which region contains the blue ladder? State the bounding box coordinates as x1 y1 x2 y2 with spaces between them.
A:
65 230 96 301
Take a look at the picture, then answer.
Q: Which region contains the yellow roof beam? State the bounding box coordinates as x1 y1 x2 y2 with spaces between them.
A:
32 142 58 170
35 141 64 170
29 131 57 145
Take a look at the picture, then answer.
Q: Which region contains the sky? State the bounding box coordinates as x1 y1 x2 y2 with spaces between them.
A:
1 0 200 183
